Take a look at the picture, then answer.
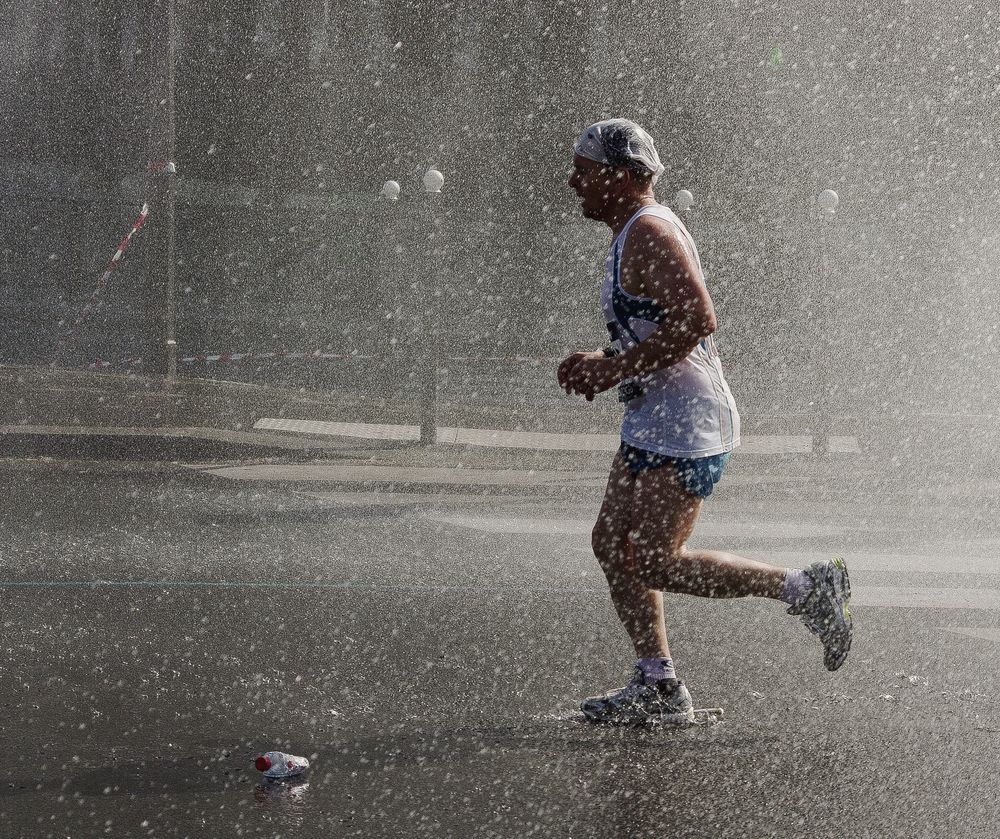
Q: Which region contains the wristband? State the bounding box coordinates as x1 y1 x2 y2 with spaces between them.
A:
601 346 615 358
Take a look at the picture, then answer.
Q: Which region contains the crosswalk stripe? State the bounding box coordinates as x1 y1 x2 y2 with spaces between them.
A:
855 588 1000 610
251 418 860 454
419 515 1000 612
938 626 1000 642
426 514 853 539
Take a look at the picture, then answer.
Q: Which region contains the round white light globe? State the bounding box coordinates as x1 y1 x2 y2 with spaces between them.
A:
381 180 401 201
817 189 839 212
423 168 445 194
674 189 695 211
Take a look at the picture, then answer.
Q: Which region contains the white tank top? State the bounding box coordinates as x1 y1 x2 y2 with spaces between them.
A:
599 204 740 458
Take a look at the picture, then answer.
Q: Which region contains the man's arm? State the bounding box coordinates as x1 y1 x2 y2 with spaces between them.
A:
563 216 716 401
608 216 716 380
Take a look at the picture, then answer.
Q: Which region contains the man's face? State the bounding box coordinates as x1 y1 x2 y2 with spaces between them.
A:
568 154 622 220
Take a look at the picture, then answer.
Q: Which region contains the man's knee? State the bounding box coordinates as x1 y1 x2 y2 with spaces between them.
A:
591 524 630 576
632 542 687 588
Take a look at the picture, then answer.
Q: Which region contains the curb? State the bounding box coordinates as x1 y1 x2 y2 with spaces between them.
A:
0 426 379 462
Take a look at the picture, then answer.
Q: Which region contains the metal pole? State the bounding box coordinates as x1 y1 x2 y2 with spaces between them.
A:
145 0 178 381
419 191 439 446
813 190 838 458
164 0 178 380
813 208 830 457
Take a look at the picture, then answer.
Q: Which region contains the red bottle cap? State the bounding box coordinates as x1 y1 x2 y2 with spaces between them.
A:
255 755 272 772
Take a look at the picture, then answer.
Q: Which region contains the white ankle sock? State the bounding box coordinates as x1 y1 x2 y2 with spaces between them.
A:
637 657 676 683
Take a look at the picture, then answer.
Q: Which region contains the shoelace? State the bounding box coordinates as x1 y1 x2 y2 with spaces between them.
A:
604 668 649 709
801 577 844 640
801 604 835 638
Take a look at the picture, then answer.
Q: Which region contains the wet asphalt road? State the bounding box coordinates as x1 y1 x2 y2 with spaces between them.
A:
1 460 999 838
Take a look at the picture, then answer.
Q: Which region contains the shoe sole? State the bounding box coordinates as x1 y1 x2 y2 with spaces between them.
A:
581 705 697 727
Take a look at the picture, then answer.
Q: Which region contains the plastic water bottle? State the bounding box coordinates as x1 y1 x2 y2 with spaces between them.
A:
254 751 310 780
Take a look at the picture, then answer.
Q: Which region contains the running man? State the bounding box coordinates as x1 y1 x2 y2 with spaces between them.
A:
558 119 852 726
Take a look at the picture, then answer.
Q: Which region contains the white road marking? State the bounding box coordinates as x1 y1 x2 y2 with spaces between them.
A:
568 545 1000 576
201 464 606 487
1 581 998 612
939 627 1000 642
856 587 1000 610
254 418 419 441
428 515 592 535
295 490 542 506
425 513 851 539
424 516 1000 578
708 549 1000 577
251 418 859 454
436 427 619 451
0 580 602 593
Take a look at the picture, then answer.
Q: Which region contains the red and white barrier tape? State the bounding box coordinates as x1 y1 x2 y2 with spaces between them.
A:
175 352 557 365
85 351 561 371
88 357 145 370
181 351 377 364
58 204 150 347
443 356 560 364
86 350 373 370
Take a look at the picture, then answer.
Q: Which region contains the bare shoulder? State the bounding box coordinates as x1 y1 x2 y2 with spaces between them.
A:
620 213 696 296
627 212 688 259
621 209 715 325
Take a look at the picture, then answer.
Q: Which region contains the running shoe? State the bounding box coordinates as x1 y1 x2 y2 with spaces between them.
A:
581 669 696 726
788 557 853 671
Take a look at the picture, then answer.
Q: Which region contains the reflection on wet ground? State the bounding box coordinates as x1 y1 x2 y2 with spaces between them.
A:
1 463 999 836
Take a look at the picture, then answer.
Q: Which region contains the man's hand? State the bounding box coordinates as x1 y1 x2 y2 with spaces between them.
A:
558 351 620 401
557 351 599 392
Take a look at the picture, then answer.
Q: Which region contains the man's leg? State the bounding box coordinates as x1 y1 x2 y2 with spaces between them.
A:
583 453 698 724
591 452 669 658
630 462 786 599
628 460 852 671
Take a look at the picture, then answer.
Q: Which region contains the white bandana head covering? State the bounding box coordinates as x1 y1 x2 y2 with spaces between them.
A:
573 119 664 184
